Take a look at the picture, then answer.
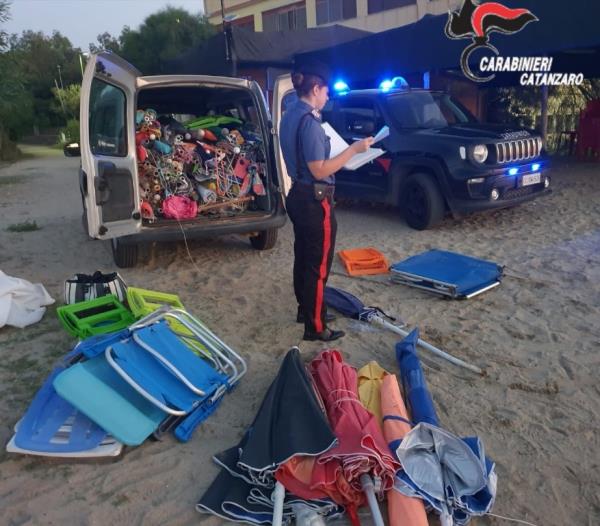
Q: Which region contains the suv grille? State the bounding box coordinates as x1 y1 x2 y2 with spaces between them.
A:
495 138 540 163
502 186 537 200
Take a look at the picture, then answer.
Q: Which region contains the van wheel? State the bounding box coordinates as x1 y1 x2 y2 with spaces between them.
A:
250 229 278 250
401 173 445 230
111 237 138 268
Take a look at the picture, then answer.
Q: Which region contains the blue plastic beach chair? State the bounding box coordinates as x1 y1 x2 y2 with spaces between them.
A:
390 249 503 299
6 366 123 458
53 308 246 447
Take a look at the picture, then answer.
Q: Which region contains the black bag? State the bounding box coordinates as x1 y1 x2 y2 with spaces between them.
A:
64 271 127 305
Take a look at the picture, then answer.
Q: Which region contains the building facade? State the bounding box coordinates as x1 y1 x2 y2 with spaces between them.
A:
204 0 461 33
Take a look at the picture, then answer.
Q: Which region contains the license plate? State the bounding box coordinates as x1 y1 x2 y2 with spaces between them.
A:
522 173 541 186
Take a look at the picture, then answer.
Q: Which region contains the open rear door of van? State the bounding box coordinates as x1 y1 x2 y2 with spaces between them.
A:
80 52 141 240
271 74 295 196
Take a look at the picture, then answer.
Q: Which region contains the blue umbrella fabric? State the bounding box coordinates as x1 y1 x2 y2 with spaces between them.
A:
196 347 342 524
324 286 395 322
395 328 440 426
394 329 497 525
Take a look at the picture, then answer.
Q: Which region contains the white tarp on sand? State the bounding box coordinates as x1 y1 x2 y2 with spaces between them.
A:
0 270 54 328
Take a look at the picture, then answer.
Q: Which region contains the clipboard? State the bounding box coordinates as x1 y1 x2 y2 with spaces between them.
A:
322 122 385 171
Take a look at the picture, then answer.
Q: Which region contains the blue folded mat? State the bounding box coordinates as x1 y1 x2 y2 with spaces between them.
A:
390 249 503 299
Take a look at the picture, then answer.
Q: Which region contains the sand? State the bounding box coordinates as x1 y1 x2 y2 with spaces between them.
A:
0 148 599 526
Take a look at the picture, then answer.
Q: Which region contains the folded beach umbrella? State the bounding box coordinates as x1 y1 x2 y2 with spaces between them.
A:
395 328 440 427
357 361 389 427
380 374 429 526
324 286 482 374
309 350 399 526
197 347 341 525
394 330 497 525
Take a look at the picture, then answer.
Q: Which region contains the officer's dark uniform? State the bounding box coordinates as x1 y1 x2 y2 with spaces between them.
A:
280 98 336 335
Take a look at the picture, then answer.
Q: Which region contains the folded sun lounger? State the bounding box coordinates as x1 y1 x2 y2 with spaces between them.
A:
126 287 209 358
6 366 123 458
390 250 503 299
54 307 247 446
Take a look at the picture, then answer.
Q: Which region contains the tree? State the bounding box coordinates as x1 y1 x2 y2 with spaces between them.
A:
52 84 80 120
0 0 9 49
6 30 82 130
118 7 214 74
89 31 121 54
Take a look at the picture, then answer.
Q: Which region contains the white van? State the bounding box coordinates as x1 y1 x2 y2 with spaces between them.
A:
68 52 288 267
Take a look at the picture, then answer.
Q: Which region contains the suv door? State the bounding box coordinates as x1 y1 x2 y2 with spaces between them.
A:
325 97 390 200
80 52 141 239
272 74 295 196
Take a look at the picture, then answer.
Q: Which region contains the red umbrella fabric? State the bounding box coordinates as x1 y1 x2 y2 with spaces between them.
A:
307 350 399 523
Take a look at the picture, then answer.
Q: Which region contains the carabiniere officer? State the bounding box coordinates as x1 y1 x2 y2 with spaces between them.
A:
280 60 374 342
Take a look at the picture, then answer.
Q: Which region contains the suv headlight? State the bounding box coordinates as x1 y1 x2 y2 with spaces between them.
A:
472 144 488 163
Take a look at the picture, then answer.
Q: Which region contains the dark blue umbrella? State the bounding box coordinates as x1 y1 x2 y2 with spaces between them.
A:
196 348 342 525
325 286 482 374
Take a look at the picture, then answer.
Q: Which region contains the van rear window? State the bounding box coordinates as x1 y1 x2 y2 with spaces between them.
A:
89 78 127 157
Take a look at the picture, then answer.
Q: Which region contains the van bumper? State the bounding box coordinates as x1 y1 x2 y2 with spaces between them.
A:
118 209 287 244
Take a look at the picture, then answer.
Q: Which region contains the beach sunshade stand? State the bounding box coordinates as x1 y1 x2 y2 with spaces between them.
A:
395 329 497 526
390 249 503 299
325 286 482 374
197 347 342 525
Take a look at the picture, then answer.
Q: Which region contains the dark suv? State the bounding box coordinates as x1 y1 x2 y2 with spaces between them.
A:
321 87 550 229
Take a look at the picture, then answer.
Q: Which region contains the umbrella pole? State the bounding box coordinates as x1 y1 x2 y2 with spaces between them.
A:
272 481 286 526
371 316 483 375
360 474 385 526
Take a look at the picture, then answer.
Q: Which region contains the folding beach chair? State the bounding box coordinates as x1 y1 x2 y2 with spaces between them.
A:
5 349 124 458
390 250 503 299
57 295 135 339
53 307 247 446
126 287 209 358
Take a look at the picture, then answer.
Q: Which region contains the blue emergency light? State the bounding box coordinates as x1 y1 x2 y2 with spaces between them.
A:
379 76 409 92
333 80 350 94
532 163 540 171
508 167 519 176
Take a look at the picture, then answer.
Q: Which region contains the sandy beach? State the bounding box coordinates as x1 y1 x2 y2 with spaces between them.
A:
0 147 599 526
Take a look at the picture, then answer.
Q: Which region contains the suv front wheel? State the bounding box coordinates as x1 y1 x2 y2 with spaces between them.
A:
111 237 139 268
401 173 445 230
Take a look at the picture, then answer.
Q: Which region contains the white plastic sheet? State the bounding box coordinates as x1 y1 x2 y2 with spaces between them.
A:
0 270 54 328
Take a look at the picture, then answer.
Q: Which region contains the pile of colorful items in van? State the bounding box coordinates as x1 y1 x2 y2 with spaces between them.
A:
136 108 268 221
5 273 246 458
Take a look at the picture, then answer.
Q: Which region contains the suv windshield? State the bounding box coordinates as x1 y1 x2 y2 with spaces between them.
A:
386 92 477 129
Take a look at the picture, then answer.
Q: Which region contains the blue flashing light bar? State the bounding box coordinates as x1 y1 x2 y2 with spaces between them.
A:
333 80 349 93
379 79 394 92
508 167 519 176
532 163 540 171
379 76 409 92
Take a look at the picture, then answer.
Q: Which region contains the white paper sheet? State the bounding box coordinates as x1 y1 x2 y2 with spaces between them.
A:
322 122 384 171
